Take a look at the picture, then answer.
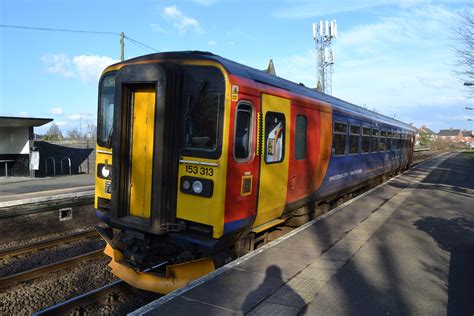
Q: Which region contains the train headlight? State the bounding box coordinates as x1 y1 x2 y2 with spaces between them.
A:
97 163 112 180
101 166 111 178
180 176 213 198
192 181 203 194
182 180 191 190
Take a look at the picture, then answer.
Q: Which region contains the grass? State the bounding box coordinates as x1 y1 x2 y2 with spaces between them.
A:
463 150 474 157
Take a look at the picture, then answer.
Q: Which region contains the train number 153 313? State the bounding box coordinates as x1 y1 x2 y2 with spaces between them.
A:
185 165 214 176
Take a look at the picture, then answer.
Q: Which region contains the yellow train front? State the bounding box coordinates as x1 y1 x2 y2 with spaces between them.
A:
94 51 414 294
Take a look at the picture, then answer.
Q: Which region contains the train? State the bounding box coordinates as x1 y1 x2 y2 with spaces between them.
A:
94 51 415 294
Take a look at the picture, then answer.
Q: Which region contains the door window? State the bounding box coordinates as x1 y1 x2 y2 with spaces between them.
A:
265 112 285 163
233 102 253 161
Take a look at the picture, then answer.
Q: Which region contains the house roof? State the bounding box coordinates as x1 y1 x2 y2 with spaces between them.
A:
419 125 436 134
0 116 53 128
438 129 461 136
462 130 473 137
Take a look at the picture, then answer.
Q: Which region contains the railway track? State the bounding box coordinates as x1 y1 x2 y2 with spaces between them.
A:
0 249 103 289
0 229 99 258
34 263 166 315
33 279 129 315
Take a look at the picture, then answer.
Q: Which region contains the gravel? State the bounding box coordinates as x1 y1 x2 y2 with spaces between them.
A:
0 237 105 277
0 225 101 251
0 257 117 315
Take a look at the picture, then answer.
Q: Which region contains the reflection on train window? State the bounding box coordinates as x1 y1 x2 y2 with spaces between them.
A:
295 115 307 160
265 112 285 164
349 124 361 154
98 73 116 148
379 130 387 152
362 127 370 153
181 66 225 159
333 122 347 156
184 91 220 151
387 131 393 150
371 128 379 152
234 102 253 161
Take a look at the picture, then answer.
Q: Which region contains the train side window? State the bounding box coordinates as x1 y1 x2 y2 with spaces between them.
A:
361 127 370 153
333 122 347 156
349 125 361 154
371 128 379 152
295 115 307 160
265 112 285 164
387 131 393 150
379 130 387 151
233 102 254 161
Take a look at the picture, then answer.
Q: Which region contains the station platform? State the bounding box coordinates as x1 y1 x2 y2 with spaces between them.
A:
132 152 474 315
0 174 94 209
0 174 96 244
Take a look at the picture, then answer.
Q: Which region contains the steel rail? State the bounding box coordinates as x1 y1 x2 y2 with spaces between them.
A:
33 261 167 315
0 249 103 289
33 279 129 315
0 230 99 259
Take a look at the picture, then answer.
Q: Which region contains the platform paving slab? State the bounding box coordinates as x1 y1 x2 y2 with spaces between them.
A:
132 152 473 316
0 174 94 199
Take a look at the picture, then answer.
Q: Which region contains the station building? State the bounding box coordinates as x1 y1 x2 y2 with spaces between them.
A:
0 116 53 177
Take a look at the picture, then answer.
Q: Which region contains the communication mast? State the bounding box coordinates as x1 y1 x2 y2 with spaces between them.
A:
313 20 337 95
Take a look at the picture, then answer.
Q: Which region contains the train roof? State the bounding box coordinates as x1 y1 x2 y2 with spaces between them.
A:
119 51 415 131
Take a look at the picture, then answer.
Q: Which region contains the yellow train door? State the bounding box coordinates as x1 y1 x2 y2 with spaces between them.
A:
129 87 156 219
253 94 291 227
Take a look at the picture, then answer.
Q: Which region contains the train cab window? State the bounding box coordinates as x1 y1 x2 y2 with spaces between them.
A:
349 125 361 154
233 102 254 161
387 131 393 150
265 112 285 164
361 127 370 153
379 130 387 152
97 73 116 148
295 115 307 160
371 128 379 152
333 122 347 156
182 66 225 159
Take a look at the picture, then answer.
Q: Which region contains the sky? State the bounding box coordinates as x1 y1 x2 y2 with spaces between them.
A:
0 0 473 135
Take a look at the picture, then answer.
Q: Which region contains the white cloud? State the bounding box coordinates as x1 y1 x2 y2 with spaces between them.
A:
50 107 64 115
68 113 94 121
162 5 203 33
41 54 118 82
258 4 469 132
208 41 217 47
41 54 74 78
17 112 28 117
73 55 119 82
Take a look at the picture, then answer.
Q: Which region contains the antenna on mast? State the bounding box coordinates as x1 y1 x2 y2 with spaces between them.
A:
312 20 337 95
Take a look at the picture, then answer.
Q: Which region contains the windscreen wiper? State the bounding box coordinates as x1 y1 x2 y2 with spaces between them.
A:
184 80 207 120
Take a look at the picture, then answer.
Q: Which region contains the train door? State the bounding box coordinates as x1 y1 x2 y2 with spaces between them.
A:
129 87 156 219
254 94 291 227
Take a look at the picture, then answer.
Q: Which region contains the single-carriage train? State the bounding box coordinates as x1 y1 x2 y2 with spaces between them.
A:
94 51 415 293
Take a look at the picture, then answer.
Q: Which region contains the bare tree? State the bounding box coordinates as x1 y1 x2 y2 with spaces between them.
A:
67 128 82 139
44 123 63 140
454 9 474 95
